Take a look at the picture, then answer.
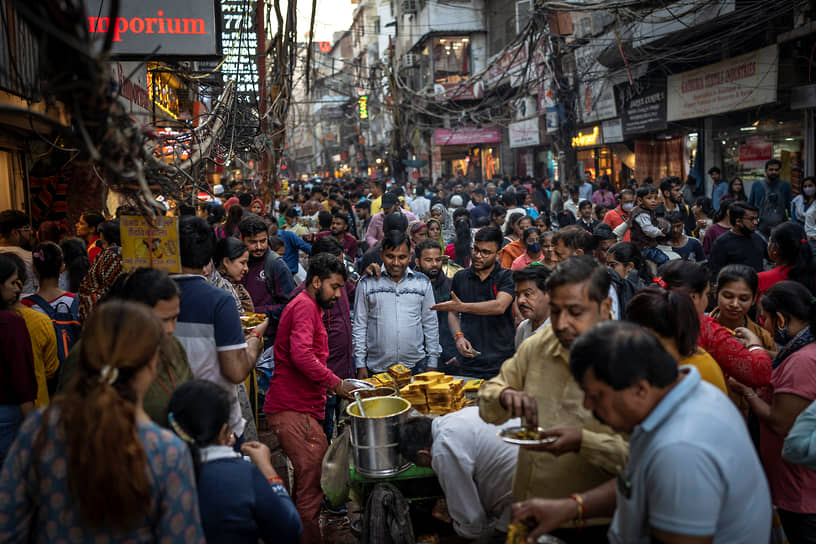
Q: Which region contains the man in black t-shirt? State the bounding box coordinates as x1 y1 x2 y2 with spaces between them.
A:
709 202 766 280
431 226 515 379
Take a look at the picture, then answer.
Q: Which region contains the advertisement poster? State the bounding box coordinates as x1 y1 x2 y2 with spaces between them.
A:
120 215 181 273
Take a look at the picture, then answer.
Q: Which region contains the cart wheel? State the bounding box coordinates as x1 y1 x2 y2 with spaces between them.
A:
360 483 415 544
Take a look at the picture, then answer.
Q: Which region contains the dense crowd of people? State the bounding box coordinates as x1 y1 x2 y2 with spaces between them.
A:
1 159 816 543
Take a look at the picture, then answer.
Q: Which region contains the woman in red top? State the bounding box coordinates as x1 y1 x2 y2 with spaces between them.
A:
659 260 772 387
75 211 105 263
758 221 815 299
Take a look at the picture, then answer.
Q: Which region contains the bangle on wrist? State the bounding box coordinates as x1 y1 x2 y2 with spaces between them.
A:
454 331 464 339
569 493 585 530
249 330 262 340
268 476 284 485
747 344 763 351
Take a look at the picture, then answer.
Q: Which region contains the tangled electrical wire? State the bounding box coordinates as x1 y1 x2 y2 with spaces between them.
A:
8 0 235 218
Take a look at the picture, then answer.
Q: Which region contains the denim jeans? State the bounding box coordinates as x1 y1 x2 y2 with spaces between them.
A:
0 405 23 464
642 247 670 265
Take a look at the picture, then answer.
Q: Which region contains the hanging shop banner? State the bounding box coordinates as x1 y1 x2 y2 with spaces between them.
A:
739 137 773 168
433 127 502 146
86 0 222 58
120 216 181 274
602 119 623 144
434 80 485 102
667 45 778 121
509 118 540 149
619 82 668 136
545 106 560 134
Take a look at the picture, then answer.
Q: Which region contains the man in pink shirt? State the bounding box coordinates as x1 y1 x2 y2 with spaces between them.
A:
264 253 356 543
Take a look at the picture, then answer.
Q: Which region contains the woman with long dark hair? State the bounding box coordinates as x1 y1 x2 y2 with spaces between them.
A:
212 237 253 314
626 287 727 392
726 177 748 202
445 209 473 268
0 300 205 541
759 221 816 297
168 380 301 543
0 254 36 462
729 281 816 542
59 237 89 293
216 205 244 239
711 265 774 351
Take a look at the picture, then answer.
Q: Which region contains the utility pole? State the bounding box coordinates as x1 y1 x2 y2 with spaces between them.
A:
387 36 405 185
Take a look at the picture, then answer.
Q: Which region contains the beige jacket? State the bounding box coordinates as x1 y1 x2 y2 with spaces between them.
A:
479 325 629 527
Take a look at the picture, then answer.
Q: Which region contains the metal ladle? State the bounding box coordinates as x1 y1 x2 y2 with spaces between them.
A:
354 391 367 417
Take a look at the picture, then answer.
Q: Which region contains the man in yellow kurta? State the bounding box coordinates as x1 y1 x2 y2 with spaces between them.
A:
479 255 628 537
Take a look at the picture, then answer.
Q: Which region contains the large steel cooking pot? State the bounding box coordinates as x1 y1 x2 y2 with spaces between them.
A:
346 396 412 477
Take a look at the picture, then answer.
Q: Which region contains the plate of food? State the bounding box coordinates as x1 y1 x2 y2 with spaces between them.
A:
240 312 266 332
498 426 558 446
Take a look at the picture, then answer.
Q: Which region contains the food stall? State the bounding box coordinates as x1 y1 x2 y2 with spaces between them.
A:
326 368 486 542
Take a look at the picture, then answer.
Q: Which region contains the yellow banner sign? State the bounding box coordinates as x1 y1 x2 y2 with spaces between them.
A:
120 215 181 273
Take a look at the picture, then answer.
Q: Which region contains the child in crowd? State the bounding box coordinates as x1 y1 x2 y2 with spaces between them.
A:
620 185 668 265
168 380 302 544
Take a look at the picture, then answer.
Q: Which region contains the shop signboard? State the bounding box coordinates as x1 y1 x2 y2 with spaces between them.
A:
602 119 623 143
571 126 602 148
619 82 667 136
739 137 773 168
667 45 778 121
486 41 529 88
545 106 560 134
221 0 258 96
433 127 502 146
509 118 540 148
120 216 181 274
86 0 221 58
434 80 485 102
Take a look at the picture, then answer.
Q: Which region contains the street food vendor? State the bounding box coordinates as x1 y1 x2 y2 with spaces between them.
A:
479 256 629 542
398 407 519 542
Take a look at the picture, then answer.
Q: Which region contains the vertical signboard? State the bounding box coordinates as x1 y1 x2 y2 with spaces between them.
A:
221 1 258 96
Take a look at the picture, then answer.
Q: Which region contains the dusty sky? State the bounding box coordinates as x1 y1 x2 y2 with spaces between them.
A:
284 0 356 43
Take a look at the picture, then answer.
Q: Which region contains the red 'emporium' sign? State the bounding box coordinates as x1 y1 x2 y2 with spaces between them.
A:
85 0 221 58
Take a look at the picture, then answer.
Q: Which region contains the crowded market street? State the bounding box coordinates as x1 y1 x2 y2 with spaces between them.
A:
2 1 816 543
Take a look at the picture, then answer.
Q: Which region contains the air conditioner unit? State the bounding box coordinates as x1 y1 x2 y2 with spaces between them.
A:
402 0 418 15
403 53 418 67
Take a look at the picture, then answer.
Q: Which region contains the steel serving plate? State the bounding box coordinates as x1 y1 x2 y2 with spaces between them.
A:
498 426 558 446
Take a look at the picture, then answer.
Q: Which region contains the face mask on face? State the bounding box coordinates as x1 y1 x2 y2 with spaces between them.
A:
621 202 634 212
527 242 541 253
805 187 816 197
774 324 791 345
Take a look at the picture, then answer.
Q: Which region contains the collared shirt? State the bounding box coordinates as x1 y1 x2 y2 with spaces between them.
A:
450 264 515 378
291 280 354 379
611 367 771 543
365 210 418 248
173 275 248 436
431 407 519 539
514 317 549 349
352 266 440 372
264 290 342 420
479 325 629 526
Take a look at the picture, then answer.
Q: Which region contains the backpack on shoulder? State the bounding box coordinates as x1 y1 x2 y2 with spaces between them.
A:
758 180 787 234
25 295 81 365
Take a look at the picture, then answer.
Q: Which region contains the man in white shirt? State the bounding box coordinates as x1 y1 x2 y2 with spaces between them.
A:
410 185 431 220
398 407 519 541
514 265 551 348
